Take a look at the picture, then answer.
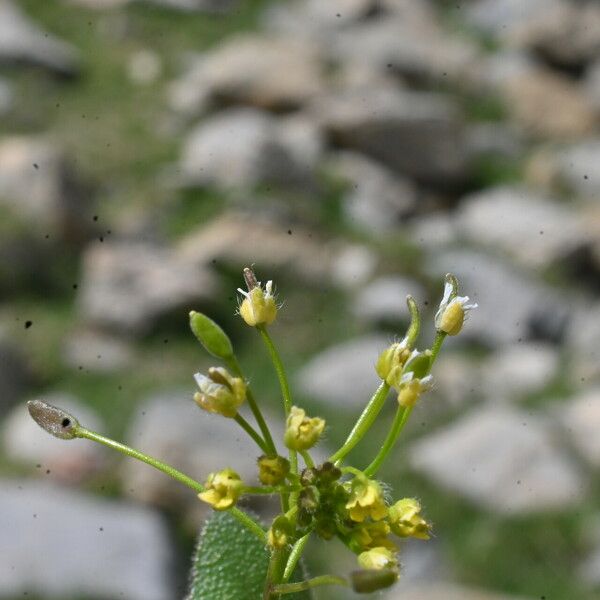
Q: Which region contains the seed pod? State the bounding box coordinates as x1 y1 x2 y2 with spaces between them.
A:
189 311 234 360
351 569 398 593
27 400 80 440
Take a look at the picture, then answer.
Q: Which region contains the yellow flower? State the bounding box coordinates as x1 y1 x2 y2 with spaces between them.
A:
257 455 290 486
358 547 398 571
350 521 396 552
198 468 243 510
389 498 431 540
238 279 277 327
345 476 388 523
284 406 325 451
396 372 433 408
375 339 410 385
194 367 247 418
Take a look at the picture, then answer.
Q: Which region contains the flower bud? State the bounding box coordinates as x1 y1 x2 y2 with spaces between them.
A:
284 406 325 451
357 547 398 571
345 476 387 523
375 339 410 385
27 400 80 440
351 568 398 593
396 372 433 409
238 268 277 327
348 521 393 553
389 498 431 540
257 455 290 486
268 515 293 549
435 273 477 336
194 367 247 418
299 486 319 513
189 311 233 360
198 468 243 510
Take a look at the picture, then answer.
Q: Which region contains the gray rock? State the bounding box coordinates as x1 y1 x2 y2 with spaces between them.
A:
481 343 559 401
425 249 569 347
141 0 237 12
177 212 334 284
567 303 600 383
455 186 591 269
467 0 600 69
0 1 79 76
2 393 106 482
62 328 135 373
351 276 426 324
429 352 483 409
561 388 600 468
409 405 586 515
385 583 534 600
584 58 600 113
327 151 417 232
127 49 162 85
78 241 216 335
0 479 172 600
539 140 600 200
330 14 479 85
409 213 458 250
169 35 323 116
179 108 316 190
0 136 90 241
296 335 390 409
313 84 468 185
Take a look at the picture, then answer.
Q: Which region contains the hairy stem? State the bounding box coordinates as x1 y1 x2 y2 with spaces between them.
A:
272 575 347 594
77 427 266 542
234 413 269 454
228 355 277 456
329 382 390 465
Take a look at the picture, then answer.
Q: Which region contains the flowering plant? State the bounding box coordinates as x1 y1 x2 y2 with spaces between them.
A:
28 267 475 598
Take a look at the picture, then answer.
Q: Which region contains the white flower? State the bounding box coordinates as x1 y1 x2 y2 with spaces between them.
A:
396 372 433 408
434 279 477 336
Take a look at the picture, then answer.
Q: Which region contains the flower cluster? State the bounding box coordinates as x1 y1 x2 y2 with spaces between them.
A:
28 268 476 598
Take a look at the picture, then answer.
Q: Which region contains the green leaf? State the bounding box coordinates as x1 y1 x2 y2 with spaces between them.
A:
187 512 312 600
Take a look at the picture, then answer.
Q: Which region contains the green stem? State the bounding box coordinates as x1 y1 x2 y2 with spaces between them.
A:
299 450 314 469
282 533 311 582
329 382 390 465
77 427 266 542
272 575 347 594
228 356 277 456
363 406 410 477
362 331 447 477
243 486 302 495
264 548 288 600
257 326 298 507
234 413 269 454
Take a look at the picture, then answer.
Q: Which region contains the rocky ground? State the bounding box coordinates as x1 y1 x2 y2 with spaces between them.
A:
1 0 600 599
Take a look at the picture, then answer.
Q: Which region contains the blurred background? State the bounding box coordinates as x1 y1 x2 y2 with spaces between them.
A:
1 0 600 599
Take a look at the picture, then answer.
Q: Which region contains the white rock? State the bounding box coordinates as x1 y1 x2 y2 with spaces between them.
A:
409 405 586 515
327 151 417 233
62 329 135 373
351 276 425 323
0 1 79 75
127 49 162 85
78 241 216 335
0 479 172 600
179 108 315 190
2 394 106 482
456 185 591 269
177 212 334 284
561 388 600 468
330 244 378 289
169 35 323 115
296 335 391 409
313 83 468 185
481 343 559 401
0 136 89 239
566 303 600 383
